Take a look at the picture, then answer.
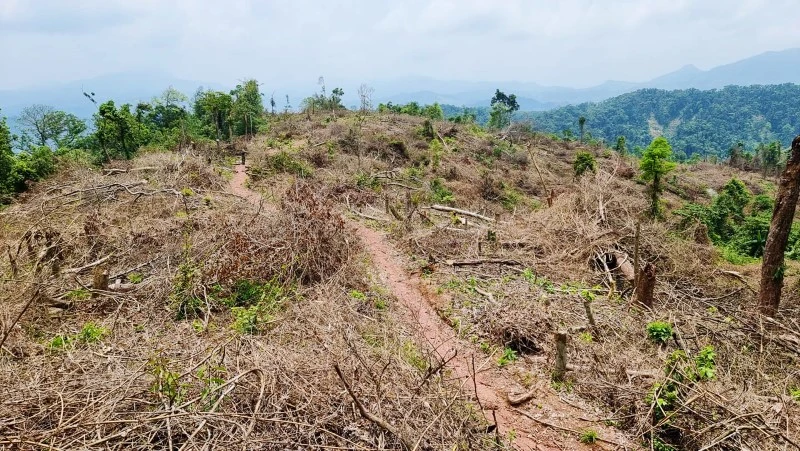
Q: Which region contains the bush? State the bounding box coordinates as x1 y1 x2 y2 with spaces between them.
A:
430 178 455 204
646 321 673 344
573 152 596 177
266 150 313 178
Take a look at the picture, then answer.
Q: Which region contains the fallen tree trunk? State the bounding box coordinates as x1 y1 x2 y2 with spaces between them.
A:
102 167 157 175
65 254 112 275
428 205 495 222
445 258 521 267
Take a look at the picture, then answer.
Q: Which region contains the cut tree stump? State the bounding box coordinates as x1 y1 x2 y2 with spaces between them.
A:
635 263 656 308
92 267 109 294
553 332 568 382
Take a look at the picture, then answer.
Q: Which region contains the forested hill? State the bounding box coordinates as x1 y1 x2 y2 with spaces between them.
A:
527 84 800 159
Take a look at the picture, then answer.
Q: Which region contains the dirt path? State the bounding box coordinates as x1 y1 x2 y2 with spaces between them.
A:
226 168 631 450
230 164 262 204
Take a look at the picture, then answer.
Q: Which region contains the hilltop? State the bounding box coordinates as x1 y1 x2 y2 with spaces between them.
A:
1 105 800 450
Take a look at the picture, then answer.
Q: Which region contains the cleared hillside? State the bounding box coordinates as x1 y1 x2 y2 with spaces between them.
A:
2 111 800 450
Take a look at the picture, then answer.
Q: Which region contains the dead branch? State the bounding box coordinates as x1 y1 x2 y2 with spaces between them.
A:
333 364 413 449
64 254 113 275
427 205 495 222
445 258 521 267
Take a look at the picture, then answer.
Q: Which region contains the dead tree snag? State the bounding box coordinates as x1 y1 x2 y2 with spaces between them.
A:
759 136 800 316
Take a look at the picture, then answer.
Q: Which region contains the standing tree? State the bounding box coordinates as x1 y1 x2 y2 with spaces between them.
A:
578 116 586 143
330 87 344 118
358 84 374 113
17 105 84 148
488 89 519 129
614 136 627 155
230 79 264 137
758 135 800 316
640 136 677 218
728 142 744 169
194 90 233 151
270 92 277 115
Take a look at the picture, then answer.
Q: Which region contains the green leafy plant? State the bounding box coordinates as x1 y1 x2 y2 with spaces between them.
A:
790 387 800 403
401 341 428 372
349 289 366 300
693 346 716 381
77 322 108 343
127 272 144 284
497 347 518 367
231 305 260 334
579 429 598 444
65 288 91 301
148 357 186 407
48 334 70 351
646 321 673 344
573 151 597 177
430 178 455 204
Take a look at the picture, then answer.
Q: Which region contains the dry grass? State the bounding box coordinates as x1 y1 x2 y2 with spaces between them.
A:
247 113 800 450
0 150 492 450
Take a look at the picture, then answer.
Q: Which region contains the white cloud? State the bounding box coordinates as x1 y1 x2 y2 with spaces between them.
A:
0 0 798 90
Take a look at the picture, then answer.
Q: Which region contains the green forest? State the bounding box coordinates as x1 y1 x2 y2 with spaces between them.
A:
526 84 800 159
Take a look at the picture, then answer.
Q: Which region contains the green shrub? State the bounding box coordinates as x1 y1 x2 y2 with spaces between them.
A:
267 150 313 177
579 429 598 444
693 346 716 380
231 305 260 334
497 347 518 367
430 178 455 204
77 322 108 343
646 321 673 344
573 152 596 177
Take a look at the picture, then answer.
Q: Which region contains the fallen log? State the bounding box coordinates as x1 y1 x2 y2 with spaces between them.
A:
427 205 495 222
103 167 157 175
445 258 522 267
65 254 112 275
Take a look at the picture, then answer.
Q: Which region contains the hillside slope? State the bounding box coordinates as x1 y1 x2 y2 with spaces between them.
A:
529 84 800 157
2 112 800 450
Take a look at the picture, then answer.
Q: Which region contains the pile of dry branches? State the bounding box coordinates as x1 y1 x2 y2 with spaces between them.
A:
0 151 492 450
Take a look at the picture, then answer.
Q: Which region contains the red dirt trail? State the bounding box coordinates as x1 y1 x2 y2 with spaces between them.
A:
228 167 631 450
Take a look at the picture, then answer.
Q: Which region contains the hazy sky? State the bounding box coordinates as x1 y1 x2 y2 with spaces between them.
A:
1 0 799 90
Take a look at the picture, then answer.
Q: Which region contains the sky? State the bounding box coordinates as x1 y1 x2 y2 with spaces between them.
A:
1 0 799 91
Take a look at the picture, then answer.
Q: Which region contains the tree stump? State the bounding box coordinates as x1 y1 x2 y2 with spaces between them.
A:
694 222 711 245
553 332 568 382
92 267 109 295
635 263 656 308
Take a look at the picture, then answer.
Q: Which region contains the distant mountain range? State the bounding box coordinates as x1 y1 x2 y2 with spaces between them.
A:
2 48 800 125
377 48 800 110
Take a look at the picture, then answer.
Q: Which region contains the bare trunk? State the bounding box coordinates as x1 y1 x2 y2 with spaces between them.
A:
758 136 800 316
635 263 656 308
553 332 568 382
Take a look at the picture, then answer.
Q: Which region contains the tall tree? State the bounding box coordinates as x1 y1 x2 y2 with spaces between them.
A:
614 136 627 155
640 136 676 218
488 89 519 129
578 116 586 143
758 135 800 316
195 90 233 149
358 84 374 113
231 79 264 136
17 105 84 148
